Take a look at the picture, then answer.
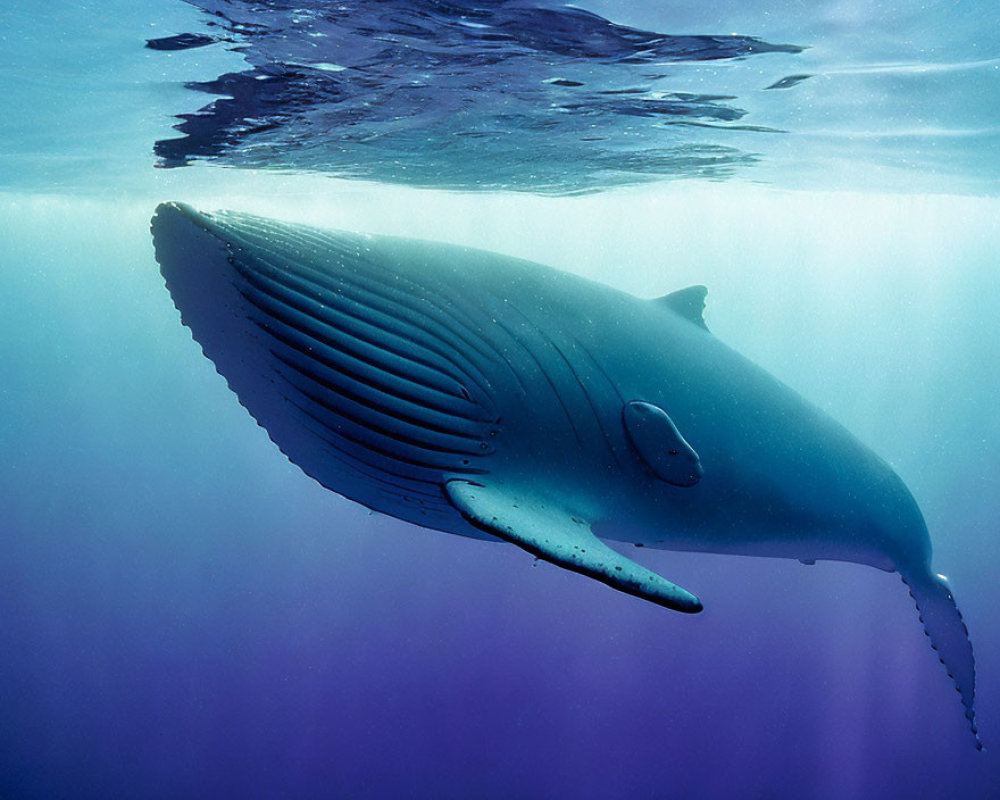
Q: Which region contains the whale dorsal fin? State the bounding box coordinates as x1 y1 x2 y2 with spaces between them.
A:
445 480 702 613
656 285 709 331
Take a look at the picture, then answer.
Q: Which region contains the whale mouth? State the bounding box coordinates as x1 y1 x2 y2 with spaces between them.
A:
151 202 501 532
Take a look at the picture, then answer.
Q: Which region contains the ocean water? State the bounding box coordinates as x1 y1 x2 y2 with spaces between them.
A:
1 2 999 799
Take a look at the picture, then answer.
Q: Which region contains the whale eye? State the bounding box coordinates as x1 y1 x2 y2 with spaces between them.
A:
668 449 679 456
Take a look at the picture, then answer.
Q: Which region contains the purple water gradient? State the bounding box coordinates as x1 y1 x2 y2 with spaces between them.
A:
1 201 998 799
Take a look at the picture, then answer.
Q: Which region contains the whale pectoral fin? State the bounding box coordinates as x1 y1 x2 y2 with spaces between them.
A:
445 480 702 613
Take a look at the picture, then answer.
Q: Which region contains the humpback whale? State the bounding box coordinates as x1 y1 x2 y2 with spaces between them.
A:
151 202 979 747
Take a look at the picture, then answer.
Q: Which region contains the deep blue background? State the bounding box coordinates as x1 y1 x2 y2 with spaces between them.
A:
1 192 998 799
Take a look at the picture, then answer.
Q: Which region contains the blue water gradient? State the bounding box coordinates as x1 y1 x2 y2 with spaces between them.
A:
1 188 999 798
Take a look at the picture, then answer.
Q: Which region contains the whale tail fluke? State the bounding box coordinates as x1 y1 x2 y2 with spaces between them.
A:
901 568 981 750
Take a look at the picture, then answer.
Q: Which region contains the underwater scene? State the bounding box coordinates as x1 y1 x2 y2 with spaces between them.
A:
1 1 999 798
